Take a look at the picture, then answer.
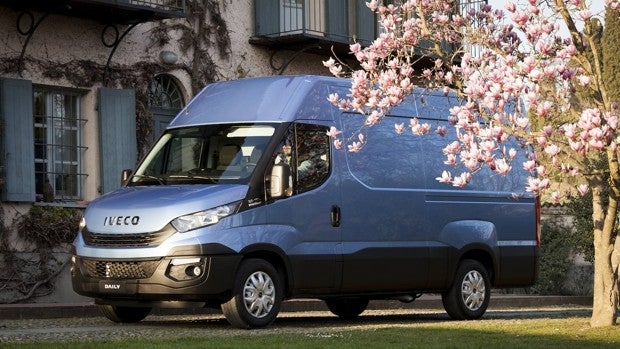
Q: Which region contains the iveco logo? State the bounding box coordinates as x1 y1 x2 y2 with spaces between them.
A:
103 216 140 226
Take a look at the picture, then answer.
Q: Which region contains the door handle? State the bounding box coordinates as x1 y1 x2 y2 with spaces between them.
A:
331 205 340 227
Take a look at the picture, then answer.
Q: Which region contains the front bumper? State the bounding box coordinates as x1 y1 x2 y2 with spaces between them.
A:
71 250 242 303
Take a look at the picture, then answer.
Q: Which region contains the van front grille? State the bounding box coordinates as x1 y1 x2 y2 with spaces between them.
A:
82 225 175 247
81 259 161 279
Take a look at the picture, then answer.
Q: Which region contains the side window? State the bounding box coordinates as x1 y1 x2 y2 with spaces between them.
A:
273 123 331 195
295 123 330 192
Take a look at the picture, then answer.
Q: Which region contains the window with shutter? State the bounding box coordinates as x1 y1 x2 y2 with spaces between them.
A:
0 78 35 202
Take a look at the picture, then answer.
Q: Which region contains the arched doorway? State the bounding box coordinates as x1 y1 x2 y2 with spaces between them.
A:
147 74 185 146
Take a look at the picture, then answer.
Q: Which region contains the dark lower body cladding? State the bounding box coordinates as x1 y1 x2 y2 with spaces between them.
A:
496 245 539 287
71 254 242 306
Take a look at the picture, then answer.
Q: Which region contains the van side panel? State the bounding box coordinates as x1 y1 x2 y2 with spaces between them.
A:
338 184 431 292
335 87 538 292
337 110 432 292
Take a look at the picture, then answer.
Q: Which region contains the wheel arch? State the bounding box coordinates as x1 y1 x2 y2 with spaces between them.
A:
439 220 500 286
458 247 496 286
239 243 293 297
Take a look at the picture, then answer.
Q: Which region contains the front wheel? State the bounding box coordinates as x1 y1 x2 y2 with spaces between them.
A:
97 304 151 323
221 259 283 329
442 259 490 320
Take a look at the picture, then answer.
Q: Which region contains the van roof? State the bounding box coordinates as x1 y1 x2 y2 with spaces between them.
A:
168 75 347 128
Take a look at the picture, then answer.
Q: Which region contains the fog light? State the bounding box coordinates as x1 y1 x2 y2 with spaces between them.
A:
186 266 202 277
166 258 205 281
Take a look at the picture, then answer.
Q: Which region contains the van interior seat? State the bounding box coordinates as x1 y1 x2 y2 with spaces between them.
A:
218 144 241 169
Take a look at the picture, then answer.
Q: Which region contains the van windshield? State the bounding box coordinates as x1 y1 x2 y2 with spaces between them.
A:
129 124 276 186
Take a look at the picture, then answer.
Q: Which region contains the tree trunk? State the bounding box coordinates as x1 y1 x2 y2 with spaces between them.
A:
589 178 619 327
591 235 618 327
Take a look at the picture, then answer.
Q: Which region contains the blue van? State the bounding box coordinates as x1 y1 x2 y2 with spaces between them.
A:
71 75 539 328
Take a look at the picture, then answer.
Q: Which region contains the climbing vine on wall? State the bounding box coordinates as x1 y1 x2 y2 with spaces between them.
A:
0 206 82 303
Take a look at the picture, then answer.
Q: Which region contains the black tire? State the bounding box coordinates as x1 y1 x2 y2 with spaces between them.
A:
325 297 369 319
221 258 283 329
442 259 490 320
97 304 151 323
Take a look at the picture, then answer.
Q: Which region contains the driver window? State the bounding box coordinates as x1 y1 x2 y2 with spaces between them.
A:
274 123 331 195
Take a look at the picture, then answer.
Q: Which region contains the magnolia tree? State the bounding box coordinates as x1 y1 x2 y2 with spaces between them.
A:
324 0 620 327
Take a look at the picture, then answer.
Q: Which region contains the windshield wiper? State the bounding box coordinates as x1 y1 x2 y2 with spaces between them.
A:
131 174 167 185
168 171 218 183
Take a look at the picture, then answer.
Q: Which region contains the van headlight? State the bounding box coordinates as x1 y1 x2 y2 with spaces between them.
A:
171 202 240 233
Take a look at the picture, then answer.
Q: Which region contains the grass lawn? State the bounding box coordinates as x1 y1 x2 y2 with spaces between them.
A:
2 315 619 349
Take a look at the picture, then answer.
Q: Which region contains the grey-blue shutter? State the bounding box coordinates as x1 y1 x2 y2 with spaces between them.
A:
0 78 35 202
356 0 376 45
98 87 136 194
326 1 348 41
255 0 279 36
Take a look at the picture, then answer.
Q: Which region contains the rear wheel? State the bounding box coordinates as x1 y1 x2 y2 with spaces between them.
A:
221 258 283 328
442 259 490 320
97 304 151 323
325 297 369 319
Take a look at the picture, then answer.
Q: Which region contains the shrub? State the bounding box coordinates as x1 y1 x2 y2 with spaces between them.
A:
530 223 572 295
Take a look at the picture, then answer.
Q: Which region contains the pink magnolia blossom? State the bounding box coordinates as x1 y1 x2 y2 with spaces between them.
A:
410 118 431 135
452 172 472 188
326 126 342 138
550 191 561 204
436 170 452 184
578 10 592 21
333 139 343 150
443 141 461 155
444 154 457 165
508 148 517 159
327 93 339 105
436 126 447 137
348 141 363 153
544 144 561 157
523 160 536 172
366 0 379 12
577 184 589 196
494 158 512 175
526 177 550 193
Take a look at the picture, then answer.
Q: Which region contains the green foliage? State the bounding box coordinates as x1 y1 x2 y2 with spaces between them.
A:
17 206 81 248
530 222 572 295
566 193 596 263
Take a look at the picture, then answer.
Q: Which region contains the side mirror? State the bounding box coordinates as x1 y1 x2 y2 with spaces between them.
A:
121 169 133 186
270 163 291 199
